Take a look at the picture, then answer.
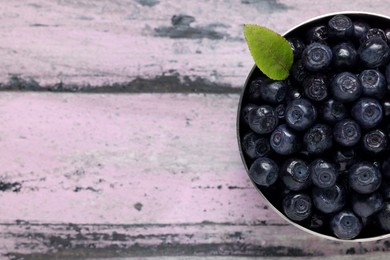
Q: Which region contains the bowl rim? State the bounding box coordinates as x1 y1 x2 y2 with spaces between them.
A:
237 11 390 242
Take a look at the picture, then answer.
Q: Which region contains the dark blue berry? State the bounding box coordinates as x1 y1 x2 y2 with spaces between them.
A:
312 184 346 213
241 103 258 125
359 69 386 99
381 157 390 179
259 79 287 104
352 192 384 218
303 123 333 155
348 161 382 194
249 157 279 187
385 28 390 43
310 159 338 188
302 42 333 71
333 119 361 147
385 63 390 90
334 149 356 171
302 73 329 102
358 37 390 68
290 59 309 84
331 72 362 102
320 99 347 124
328 15 354 40
332 42 358 71
283 193 312 222
382 181 390 201
305 213 328 232
248 105 278 134
286 87 302 102
288 38 306 59
247 76 265 103
360 28 387 44
351 97 383 129
275 104 286 119
373 161 382 168
241 132 271 159
381 99 390 117
331 210 362 240
306 25 328 43
285 98 317 131
280 158 311 191
362 129 387 154
352 21 371 42
360 216 372 227
270 124 301 155
377 202 390 232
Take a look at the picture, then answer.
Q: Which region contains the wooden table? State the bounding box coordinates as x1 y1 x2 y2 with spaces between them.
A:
1 1 390 259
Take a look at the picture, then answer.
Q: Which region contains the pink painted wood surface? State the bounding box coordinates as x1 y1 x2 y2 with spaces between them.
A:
0 93 251 225
0 93 390 258
2 0 390 258
0 0 389 89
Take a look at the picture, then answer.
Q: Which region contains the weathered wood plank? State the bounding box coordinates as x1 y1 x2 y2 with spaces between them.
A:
2 221 390 259
1 93 390 258
1 0 390 90
0 93 260 225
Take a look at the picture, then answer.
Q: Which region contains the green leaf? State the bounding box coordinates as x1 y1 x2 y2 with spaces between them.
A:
244 24 293 80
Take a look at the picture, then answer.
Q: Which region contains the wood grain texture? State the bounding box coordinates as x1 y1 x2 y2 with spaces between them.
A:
0 93 248 225
0 0 390 90
2 0 390 259
0 93 390 259
2 221 390 259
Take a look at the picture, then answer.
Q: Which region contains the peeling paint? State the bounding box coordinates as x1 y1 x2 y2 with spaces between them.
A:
227 186 251 190
3 243 323 259
136 0 160 7
2 221 323 258
0 182 22 192
73 186 100 193
241 0 290 12
0 74 240 94
154 14 230 40
6 221 390 258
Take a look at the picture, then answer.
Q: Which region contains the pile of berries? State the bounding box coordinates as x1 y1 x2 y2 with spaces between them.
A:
240 14 390 239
